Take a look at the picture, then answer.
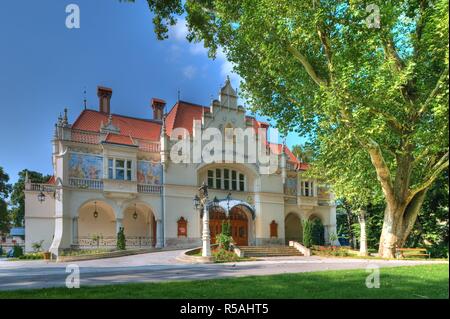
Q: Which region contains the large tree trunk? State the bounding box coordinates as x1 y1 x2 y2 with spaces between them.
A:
358 209 368 256
377 189 428 258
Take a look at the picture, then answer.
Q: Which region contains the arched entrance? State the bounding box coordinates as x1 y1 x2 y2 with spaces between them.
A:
77 200 116 248
209 206 249 246
309 215 325 246
123 203 157 247
285 212 303 244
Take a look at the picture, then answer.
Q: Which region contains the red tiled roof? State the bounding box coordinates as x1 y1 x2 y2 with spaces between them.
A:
47 176 56 185
268 143 308 170
165 101 206 135
104 133 135 146
72 110 161 141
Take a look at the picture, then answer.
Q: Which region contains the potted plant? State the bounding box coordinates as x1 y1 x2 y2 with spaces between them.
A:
42 251 51 260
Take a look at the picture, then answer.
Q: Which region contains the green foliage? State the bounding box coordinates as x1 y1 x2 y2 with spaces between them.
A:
11 245 23 258
302 220 313 248
291 143 315 163
0 167 11 234
213 248 240 263
311 218 325 246
313 246 351 257
117 227 126 250
18 252 43 260
10 169 51 227
0 246 3 256
216 220 233 250
144 0 449 256
31 240 44 253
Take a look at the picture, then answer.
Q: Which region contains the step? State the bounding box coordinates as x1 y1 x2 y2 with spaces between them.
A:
237 245 303 257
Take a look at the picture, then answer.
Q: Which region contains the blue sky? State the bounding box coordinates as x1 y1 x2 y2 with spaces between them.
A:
0 0 305 184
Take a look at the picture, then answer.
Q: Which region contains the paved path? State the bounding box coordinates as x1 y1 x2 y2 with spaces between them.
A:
0 250 446 291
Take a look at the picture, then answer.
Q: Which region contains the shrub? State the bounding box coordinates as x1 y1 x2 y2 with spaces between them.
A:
0 246 3 256
18 252 44 260
213 248 239 262
117 227 126 250
216 220 233 250
31 240 44 252
302 220 313 248
11 245 24 258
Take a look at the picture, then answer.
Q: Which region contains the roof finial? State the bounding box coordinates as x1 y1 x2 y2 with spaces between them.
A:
63 108 68 125
83 86 87 110
177 89 181 102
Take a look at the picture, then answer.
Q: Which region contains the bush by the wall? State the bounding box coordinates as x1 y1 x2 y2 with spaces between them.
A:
117 227 126 250
302 220 313 248
12 245 24 258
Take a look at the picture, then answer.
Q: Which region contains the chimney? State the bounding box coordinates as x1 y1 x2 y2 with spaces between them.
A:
151 98 166 121
97 86 112 114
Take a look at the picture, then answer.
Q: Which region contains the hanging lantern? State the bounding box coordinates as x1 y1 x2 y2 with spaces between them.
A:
93 201 99 218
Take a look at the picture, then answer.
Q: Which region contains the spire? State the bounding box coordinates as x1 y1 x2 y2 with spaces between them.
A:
62 108 69 125
83 87 87 110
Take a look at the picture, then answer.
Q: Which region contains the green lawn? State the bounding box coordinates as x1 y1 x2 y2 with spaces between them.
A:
0 264 448 299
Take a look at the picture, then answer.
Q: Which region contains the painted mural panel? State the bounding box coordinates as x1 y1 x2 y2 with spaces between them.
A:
69 153 103 180
137 161 162 185
284 177 297 196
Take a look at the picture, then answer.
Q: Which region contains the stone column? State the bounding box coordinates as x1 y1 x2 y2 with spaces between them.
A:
155 219 164 248
202 205 211 257
72 217 78 245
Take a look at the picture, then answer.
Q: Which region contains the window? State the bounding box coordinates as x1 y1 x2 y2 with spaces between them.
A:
108 158 133 180
215 169 222 189
301 180 314 197
208 170 214 188
223 169 230 190
206 169 246 191
239 174 245 191
231 170 237 190
108 159 113 179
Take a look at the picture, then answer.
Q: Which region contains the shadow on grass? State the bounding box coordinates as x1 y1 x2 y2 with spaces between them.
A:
0 264 447 299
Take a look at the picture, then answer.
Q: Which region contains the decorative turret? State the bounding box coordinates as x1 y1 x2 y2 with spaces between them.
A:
219 76 238 109
160 113 169 171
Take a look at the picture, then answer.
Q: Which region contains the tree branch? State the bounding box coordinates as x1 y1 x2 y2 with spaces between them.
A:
365 138 396 207
287 44 328 87
417 65 449 117
407 150 449 202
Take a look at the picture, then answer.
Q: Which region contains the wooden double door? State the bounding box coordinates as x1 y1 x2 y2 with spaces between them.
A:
210 207 249 246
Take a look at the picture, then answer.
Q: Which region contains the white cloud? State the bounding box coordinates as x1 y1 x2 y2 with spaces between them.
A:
170 19 189 40
183 65 197 79
170 19 241 87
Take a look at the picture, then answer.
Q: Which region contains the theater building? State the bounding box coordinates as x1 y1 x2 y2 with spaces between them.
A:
24 79 337 255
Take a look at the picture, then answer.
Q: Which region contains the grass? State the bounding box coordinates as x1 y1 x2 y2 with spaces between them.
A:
0 264 447 299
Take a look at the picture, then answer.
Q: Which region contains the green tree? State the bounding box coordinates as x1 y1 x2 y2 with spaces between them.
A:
143 0 449 257
302 220 313 248
0 166 12 234
10 170 51 227
291 143 315 163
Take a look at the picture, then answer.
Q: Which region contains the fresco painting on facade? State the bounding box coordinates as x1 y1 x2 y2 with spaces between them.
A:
137 161 162 185
69 153 103 180
284 177 297 196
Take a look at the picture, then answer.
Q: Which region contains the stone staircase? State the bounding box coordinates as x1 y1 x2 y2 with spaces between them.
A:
238 245 303 257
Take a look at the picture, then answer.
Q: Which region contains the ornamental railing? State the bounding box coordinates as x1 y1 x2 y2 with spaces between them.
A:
26 183 56 192
137 184 162 194
73 236 155 248
69 178 103 190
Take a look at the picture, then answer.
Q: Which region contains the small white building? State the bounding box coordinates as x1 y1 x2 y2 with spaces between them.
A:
24 79 337 255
